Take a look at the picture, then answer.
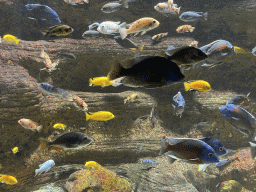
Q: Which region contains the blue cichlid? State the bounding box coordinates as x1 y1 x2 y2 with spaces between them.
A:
179 11 207 22
35 160 55 176
172 91 185 117
198 138 229 157
22 4 61 25
38 83 69 98
219 104 256 141
141 159 160 166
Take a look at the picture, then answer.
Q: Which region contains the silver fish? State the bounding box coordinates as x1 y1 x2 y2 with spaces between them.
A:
172 91 185 117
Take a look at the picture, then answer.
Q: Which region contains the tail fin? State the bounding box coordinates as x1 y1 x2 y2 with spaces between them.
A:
40 49 45 58
85 113 90 121
107 60 125 81
35 169 39 176
89 78 93 86
247 93 250 102
119 28 128 40
15 39 20 44
40 30 48 37
37 125 43 133
137 44 144 52
39 138 50 151
159 138 167 155
177 7 181 15
249 142 256 159
203 12 208 21
184 82 190 91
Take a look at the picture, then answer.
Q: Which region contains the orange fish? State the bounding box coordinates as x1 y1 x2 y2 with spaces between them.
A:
176 25 195 33
71 95 88 111
119 17 159 39
18 118 43 132
40 49 60 73
154 2 180 17
184 80 211 92
152 32 168 41
0 175 17 185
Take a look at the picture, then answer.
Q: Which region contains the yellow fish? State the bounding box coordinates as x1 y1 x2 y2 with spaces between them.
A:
53 123 66 130
85 111 114 121
85 161 99 169
184 80 211 92
11 147 19 154
89 77 113 87
234 46 249 54
0 175 18 185
3 34 20 44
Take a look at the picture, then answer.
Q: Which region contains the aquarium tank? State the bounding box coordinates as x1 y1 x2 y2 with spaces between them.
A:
1 0 256 191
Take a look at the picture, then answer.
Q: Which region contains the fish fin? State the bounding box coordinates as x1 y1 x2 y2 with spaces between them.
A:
177 6 181 15
247 93 251 102
39 138 50 151
15 39 20 44
203 12 208 21
40 30 48 37
172 104 176 109
159 138 168 155
107 59 125 80
137 44 144 52
167 154 177 164
184 82 190 91
35 169 40 176
85 113 90 121
119 28 127 40
37 125 43 133
40 49 45 58
198 164 210 172
249 142 256 159
120 0 129 8
89 78 93 86
140 31 147 36
83 0 89 3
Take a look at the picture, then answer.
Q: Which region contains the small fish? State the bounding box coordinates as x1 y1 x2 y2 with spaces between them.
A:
227 93 250 105
12 147 19 154
18 118 43 133
89 76 113 87
184 80 211 92
249 142 256 158
160 137 219 164
252 46 256 56
38 83 69 98
85 161 100 169
234 46 249 54
3 34 20 44
96 21 126 35
196 122 216 131
216 157 238 167
0 175 17 185
22 4 61 25
124 93 138 104
40 49 60 73
101 0 128 13
41 24 74 37
35 160 55 176
70 95 88 111
152 32 168 42
141 159 160 166
179 11 207 22
64 0 89 5
85 111 115 121
198 138 229 157
176 25 195 33
39 131 93 151
53 123 66 130
82 30 100 38
154 2 180 17
219 104 256 141
119 17 160 39
114 36 144 51
172 91 185 117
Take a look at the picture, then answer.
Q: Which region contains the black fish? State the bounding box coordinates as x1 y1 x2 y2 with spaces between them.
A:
227 93 250 105
39 131 93 151
108 56 184 88
163 46 207 65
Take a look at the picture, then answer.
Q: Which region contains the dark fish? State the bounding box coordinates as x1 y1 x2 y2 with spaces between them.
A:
22 4 61 25
39 83 69 98
82 30 100 38
114 36 144 51
198 138 229 156
219 104 256 141
39 131 93 151
163 46 208 65
160 137 219 164
41 24 74 37
227 93 250 105
107 56 184 88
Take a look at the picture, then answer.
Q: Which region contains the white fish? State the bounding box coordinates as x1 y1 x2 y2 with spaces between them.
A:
252 46 256 56
97 21 126 35
35 160 55 176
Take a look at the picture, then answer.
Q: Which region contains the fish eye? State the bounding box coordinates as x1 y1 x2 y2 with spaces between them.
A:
219 147 223 151
153 20 156 23
208 153 213 158
84 137 87 140
65 28 70 32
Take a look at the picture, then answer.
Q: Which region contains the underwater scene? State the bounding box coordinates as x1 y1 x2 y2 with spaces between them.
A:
1 0 256 191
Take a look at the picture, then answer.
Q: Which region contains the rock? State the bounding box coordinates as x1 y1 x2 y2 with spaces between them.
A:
219 180 251 192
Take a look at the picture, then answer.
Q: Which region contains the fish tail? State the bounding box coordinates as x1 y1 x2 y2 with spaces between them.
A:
85 113 91 121
184 82 190 91
35 169 39 176
39 138 50 151
137 44 145 52
40 49 45 58
40 30 49 37
159 138 168 155
119 28 128 40
89 78 93 86
107 60 125 80
37 125 43 133
203 12 208 21
177 6 181 15
249 142 256 159
15 39 20 44
247 92 250 101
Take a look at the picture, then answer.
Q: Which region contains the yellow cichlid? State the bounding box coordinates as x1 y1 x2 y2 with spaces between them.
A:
11 147 19 154
85 161 99 169
184 80 211 92
3 34 20 44
85 111 114 121
0 175 18 185
234 46 249 54
53 123 66 130
89 76 113 87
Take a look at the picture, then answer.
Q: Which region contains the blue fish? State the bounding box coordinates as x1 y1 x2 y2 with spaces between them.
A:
22 4 61 25
219 104 256 141
160 137 219 164
172 91 185 117
35 159 55 176
179 11 207 22
227 93 250 105
39 83 69 98
198 138 229 157
141 159 160 166
216 158 238 167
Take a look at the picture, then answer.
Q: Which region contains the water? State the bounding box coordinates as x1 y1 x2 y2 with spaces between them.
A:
1 0 256 191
